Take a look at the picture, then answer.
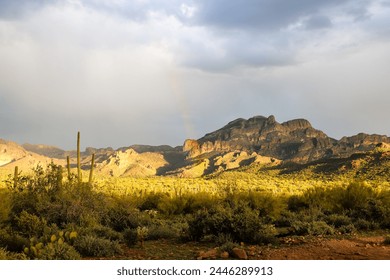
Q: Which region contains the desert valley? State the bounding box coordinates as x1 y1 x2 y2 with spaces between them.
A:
1 115 389 260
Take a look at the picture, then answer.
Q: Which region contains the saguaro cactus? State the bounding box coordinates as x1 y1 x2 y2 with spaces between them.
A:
89 153 95 185
66 156 71 181
13 166 18 189
77 131 81 183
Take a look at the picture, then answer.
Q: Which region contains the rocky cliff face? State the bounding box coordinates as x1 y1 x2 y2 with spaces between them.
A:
183 115 390 163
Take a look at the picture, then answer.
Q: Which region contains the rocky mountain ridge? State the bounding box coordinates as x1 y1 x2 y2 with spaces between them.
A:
1 115 389 177
183 115 390 163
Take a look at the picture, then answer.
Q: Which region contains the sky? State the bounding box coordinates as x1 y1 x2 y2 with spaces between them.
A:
0 0 389 150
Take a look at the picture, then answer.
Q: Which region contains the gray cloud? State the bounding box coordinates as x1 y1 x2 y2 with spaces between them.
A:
0 0 58 19
0 0 389 150
188 0 349 30
303 15 332 29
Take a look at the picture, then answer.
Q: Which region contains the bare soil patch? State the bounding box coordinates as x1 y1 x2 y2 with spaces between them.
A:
113 235 390 260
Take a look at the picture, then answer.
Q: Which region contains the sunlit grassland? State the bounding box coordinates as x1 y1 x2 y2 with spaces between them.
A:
2 166 389 197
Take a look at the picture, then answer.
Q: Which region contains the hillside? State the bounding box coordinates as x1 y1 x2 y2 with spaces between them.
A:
184 115 390 163
1 115 389 178
211 144 390 183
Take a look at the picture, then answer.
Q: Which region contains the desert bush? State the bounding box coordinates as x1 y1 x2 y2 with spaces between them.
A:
337 181 375 211
287 195 308 212
157 195 190 215
230 205 277 244
37 242 81 260
0 228 29 252
353 218 379 231
218 241 239 255
184 192 218 213
0 247 27 260
139 192 167 211
123 228 138 247
290 220 335 236
7 163 108 228
187 206 231 241
359 198 390 224
147 224 177 240
274 210 298 227
307 221 335 235
215 233 234 245
187 204 277 244
14 211 47 237
75 224 123 242
290 220 310 235
103 198 151 232
106 207 151 232
302 187 336 212
0 189 11 224
25 239 80 260
73 235 122 257
90 225 123 241
325 214 353 228
245 191 284 220
338 224 356 234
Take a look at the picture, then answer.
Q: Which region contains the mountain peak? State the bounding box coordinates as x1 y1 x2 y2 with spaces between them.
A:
183 115 389 163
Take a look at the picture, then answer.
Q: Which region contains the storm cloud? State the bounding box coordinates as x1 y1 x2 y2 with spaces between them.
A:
0 0 389 149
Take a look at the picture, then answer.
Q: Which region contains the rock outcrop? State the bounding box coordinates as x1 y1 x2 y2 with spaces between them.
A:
183 115 390 163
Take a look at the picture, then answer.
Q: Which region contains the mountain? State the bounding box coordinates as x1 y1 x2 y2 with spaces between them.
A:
22 143 67 159
1 115 389 178
0 139 64 172
183 115 390 163
0 139 29 167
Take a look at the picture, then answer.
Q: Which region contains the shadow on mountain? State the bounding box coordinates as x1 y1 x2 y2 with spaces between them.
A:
156 151 187 175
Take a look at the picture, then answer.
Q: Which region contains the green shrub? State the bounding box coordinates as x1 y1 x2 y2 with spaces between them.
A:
353 218 379 231
184 192 218 213
338 224 356 234
0 228 29 252
157 195 189 215
103 206 150 232
147 224 177 240
0 189 11 224
187 206 232 241
187 204 277 244
218 241 239 255
230 205 276 244
287 195 308 212
139 192 166 211
74 235 122 257
41 242 81 260
123 228 138 247
91 225 123 241
14 211 47 237
290 220 310 235
337 181 375 211
290 220 335 236
325 214 353 228
237 191 284 222
0 247 27 260
308 221 335 236
215 233 234 245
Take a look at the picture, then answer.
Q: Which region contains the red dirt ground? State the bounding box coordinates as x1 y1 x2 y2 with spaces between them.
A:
115 234 390 260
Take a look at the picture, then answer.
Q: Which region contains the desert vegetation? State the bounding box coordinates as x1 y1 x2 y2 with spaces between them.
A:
0 155 389 259
1 132 389 259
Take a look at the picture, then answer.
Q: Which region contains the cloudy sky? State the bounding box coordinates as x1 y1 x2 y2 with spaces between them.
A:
0 0 389 150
